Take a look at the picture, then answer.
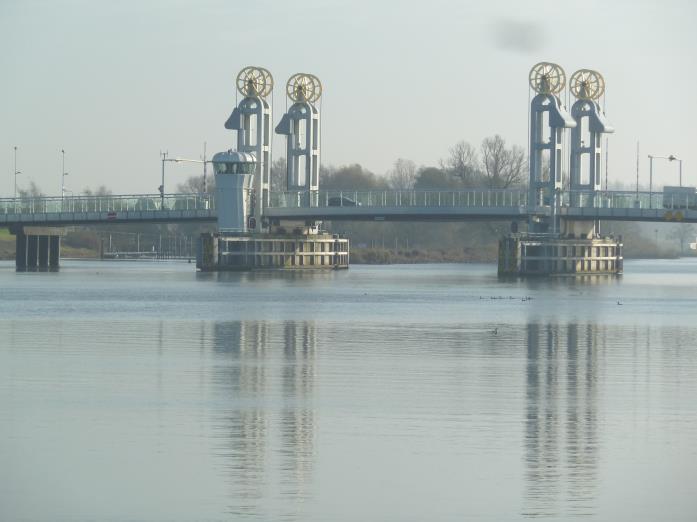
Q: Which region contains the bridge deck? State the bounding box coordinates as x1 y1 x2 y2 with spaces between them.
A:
1 189 695 226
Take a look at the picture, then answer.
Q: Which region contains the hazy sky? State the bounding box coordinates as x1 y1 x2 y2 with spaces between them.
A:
1 0 695 195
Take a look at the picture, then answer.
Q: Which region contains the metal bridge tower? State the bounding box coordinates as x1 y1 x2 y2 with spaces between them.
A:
275 73 322 205
568 69 613 235
528 62 575 232
223 66 274 232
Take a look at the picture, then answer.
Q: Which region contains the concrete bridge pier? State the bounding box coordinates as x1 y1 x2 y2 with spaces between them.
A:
499 219 623 277
12 227 63 271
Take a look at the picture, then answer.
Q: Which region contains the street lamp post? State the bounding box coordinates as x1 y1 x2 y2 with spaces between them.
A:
61 149 69 201
160 151 168 208
160 151 212 208
13 146 22 200
678 158 683 186
648 154 678 209
667 155 683 187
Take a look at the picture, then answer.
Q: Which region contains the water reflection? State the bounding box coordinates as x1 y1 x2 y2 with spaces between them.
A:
197 270 338 285
280 322 316 502
211 321 317 517
524 323 602 517
213 321 270 517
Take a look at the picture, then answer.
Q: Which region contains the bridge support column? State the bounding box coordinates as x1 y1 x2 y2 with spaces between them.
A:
12 227 64 272
38 235 49 269
15 232 27 271
49 236 61 269
26 235 39 270
197 227 349 272
499 231 622 277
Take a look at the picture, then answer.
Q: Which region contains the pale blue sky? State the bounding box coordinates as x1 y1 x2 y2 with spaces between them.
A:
1 0 695 195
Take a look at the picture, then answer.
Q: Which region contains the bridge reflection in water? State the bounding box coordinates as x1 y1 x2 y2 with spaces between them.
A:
168 314 693 519
524 323 602 517
210 321 317 519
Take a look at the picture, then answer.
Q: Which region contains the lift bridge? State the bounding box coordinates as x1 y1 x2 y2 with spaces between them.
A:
2 63 695 273
1 188 695 227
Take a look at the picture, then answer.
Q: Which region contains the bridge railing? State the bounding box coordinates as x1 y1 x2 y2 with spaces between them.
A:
269 189 529 209
562 190 696 211
0 193 214 215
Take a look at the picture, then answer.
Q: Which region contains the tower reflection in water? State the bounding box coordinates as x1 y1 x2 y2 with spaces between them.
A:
524 323 602 518
211 321 316 517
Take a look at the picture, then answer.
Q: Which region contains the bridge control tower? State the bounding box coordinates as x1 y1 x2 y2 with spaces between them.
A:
198 67 349 271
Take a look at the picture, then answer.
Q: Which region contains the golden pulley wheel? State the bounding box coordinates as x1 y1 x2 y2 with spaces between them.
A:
569 69 605 100
529 62 566 95
236 66 274 98
286 73 322 103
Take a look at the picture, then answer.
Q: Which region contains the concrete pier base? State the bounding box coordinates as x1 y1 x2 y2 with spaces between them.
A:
49 235 60 268
197 232 349 271
498 233 623 276
13 227 65 271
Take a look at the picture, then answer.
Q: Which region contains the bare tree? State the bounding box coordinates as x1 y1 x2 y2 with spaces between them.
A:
18 181 43 198
441 141 479 186
320 164 388 190
82 185 112 196
480 135 526 188
176 175 215 194
388 158 417 190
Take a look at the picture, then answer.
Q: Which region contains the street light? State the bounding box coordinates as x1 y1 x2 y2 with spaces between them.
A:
61 149 69 201
667 154 683 187
160 151 212 207
648 154 678 208
13 146 22 200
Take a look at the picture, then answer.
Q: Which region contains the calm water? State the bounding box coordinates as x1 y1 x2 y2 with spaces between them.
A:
1 259 697 521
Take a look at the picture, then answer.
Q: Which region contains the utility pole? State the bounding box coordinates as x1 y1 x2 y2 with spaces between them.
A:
13 146 21 200
61 149 68 201
635 141 640 206
160 151 167 208
203 142 208 193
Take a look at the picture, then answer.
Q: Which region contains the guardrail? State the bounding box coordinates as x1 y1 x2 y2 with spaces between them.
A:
0 193 214 215
1 189 694 217
562 190 697 211
271 189 697 212
270 189 529 209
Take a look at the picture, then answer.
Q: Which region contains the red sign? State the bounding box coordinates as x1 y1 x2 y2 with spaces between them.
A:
107 212 117 220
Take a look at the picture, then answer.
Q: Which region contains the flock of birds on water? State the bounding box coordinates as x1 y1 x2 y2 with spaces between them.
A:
478 295 624 305
479 295 534 301
476 295 624 335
